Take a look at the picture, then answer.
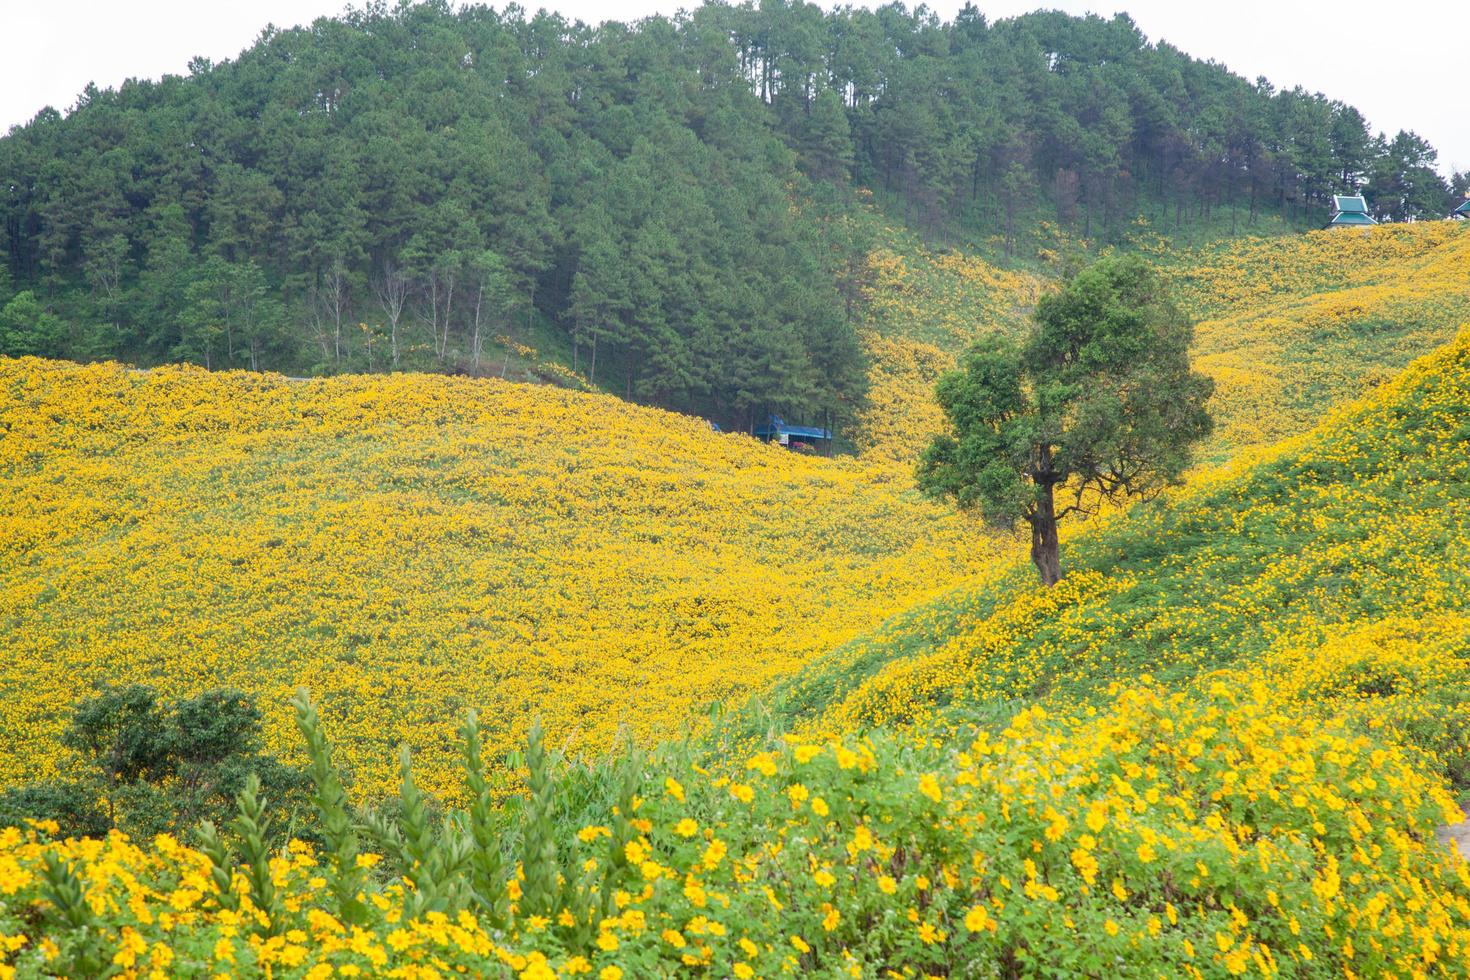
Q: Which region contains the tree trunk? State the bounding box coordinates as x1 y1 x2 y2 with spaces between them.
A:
1029 484 1063 587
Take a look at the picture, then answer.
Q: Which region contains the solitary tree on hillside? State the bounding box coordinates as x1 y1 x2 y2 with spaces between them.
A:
917 255 1213 586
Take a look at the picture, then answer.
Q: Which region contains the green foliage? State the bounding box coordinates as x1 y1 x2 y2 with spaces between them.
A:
0 2 1450 424
0 291 62 357
229 775 286 936
0 684 306 840
0 782 108 840
1367 130 1450 222
62 684 173 786
36 850 114 975
291 688 369 924
918 255 1212 584
459 709 509 928
515 719 563 919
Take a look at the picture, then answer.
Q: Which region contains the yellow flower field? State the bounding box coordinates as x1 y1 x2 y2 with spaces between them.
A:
850 231 1043 463
1163 222 1470 462
0 359 1001 801
4 222 1466 810
797 327 1470 773
3 681 1465 978
3 225 1470 975
853 221 1470 467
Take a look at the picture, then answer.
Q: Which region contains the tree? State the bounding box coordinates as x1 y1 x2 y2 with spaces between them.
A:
81 231 130 354
917 255 1213 586
0 0 1446 407
466 249 512 375
180 257 287 370
0 291 63 357
134 203 196 359
567 220 630 387
1 684 307 840
1367 131 1450 222
372 256 410 370
310 258 352 367
799 89 855 183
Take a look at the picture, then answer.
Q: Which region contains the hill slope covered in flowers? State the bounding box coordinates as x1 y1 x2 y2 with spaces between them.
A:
759 328 1470 797
3 222 1468 809
854 221 1470 467
0 360 1003 801
4 332 1470 976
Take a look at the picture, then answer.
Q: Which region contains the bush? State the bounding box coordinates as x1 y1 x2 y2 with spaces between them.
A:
0 685 307 840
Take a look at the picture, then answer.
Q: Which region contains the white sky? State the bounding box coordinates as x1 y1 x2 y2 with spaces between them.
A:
1 0 1463 175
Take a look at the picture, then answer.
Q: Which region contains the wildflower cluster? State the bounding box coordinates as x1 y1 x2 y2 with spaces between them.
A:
3 684 1466 978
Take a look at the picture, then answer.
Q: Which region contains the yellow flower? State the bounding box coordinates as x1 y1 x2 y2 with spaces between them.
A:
964 905 991 932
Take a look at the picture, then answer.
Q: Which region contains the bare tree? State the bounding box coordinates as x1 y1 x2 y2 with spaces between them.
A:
466 250 509 376
372 257 409 369
419 255 459 363
83 233 128 339
319 259 350 364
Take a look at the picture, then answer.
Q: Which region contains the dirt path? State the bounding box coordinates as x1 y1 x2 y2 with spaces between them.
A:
1437 805 1470 861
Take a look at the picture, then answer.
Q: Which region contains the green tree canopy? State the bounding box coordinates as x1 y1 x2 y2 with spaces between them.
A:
0 1 1448 424
917 255 1213 585
0 685 307 839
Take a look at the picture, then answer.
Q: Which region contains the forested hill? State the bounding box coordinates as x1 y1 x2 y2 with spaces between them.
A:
0 1 1461 423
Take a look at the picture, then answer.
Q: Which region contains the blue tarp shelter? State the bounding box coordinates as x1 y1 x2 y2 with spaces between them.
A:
754 415 832 449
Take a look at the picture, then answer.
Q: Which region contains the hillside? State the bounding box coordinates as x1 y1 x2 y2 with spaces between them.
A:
6 1 1470 973
853 221 1470 466
1161 221 1470 462
0 358 999 800
757 327 1470 794
3 334 1469 976
4 224 1466 805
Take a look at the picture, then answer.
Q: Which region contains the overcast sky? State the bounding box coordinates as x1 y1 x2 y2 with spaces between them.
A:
2 0 1463 175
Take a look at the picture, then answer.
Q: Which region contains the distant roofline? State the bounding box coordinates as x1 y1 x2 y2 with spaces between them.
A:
755 422 832 440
